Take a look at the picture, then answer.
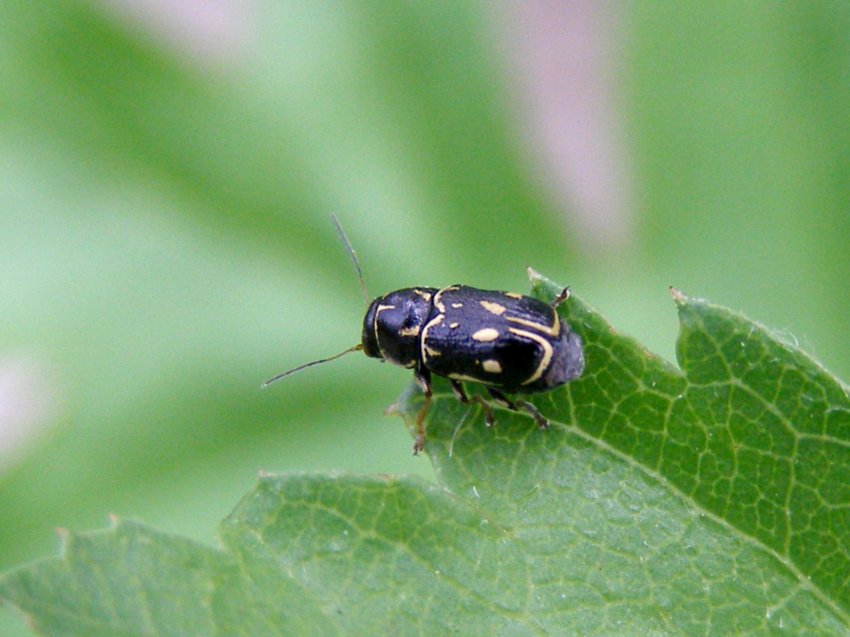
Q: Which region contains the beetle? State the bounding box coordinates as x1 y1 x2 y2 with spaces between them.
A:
263 217 584 454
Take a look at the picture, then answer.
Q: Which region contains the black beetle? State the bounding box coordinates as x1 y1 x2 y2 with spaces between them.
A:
264 217 584 454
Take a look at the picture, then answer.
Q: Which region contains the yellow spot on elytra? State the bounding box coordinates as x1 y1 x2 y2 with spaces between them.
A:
414 289 432 302
449 322 460 329
505 292 523 299
480 300 507 316
399 325 420 337
472 328 499 342
482 359 502 374
451 303 463 308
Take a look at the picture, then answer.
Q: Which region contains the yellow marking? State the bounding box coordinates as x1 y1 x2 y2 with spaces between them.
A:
399 325 420 338
413 289 432 302
451 303 463 308
472 328 499 342
480 300 507 316
373 304 397 358
433 289 447 313
420 313 445 361
482 359 502 374
509 327 553 385
449 322 460 329
506 314 560 337
423 345 441 358
448 372 483 383
505 292 523 299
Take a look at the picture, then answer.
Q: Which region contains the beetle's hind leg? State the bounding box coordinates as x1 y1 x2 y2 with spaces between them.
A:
487 388 550 430
551 286 571 309
450 380 495 427
412 369 433 455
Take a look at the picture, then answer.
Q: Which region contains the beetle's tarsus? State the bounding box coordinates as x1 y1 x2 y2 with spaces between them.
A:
412 433 425 455
551 286 571 309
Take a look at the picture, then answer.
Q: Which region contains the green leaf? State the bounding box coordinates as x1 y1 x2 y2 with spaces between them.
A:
0 519 335 636
3 274 850 635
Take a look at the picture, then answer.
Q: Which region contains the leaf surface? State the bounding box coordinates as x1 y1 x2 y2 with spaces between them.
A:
3 274 849 636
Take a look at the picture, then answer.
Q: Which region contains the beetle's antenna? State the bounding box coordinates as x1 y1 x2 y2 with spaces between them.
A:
331 214 369 306
261 344 364 388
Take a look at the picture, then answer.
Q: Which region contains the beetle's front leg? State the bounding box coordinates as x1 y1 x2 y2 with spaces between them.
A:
487 388 550 430
450 379 495 427
412 367 432 455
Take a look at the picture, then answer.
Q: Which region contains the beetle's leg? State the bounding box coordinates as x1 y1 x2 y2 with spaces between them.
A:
551 286 571 309
519 400 550 429
450 380 495 427
487 388 550 430
412 368 432 455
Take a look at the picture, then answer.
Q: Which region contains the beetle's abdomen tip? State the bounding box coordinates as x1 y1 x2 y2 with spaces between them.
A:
543 330 585 388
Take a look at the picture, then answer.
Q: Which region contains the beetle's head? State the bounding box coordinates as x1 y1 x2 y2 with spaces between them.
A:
362 288 436 367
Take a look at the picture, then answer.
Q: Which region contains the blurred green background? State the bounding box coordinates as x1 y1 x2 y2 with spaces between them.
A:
2 2 849 633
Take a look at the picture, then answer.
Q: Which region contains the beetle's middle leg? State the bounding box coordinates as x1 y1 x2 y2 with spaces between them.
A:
413 368 432 455
487 388 550 430
450 380 495 427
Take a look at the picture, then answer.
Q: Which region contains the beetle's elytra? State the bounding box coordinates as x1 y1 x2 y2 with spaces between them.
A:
363 284 584 452
263 217 585 454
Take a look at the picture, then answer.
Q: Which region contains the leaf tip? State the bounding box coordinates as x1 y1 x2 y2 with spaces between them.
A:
525 267 563 302
526 266 543 283
668 286 687 305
